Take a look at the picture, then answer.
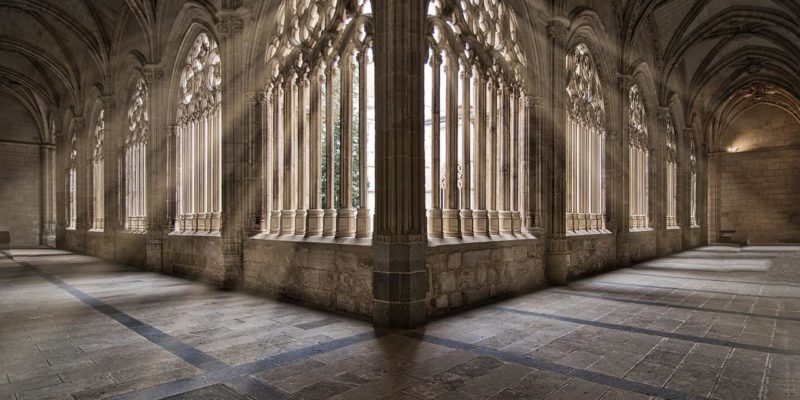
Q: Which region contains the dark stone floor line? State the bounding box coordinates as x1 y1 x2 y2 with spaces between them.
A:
550 289 800 322
3 252 352 400
621 269 800 288
493 306 799 356
402 331 706 400
588 279 800 300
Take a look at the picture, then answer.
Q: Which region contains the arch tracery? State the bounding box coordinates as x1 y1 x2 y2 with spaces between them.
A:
176 32 222 232
425 0 530 238
566 43 606 232
90 108 105 231
126 77 149 231
629 84 649 229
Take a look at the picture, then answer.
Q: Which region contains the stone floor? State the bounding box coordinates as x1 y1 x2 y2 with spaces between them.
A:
1 246 799 400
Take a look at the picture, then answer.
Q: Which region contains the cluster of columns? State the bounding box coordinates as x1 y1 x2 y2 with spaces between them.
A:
124 133 147 231
565 117 605 231
426 54 530 239
261 47 373 239
175 107 222 232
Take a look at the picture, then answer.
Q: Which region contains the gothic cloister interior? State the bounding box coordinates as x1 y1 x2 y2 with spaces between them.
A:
1 1 799 399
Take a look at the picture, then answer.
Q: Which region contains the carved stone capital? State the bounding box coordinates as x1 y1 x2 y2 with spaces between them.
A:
657 107 672 124
100 95 117 109
217 15 245 38
617 74 634 91
546 19 569 45
143 65 164 85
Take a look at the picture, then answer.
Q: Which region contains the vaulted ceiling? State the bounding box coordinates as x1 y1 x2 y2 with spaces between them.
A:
0 0 797 150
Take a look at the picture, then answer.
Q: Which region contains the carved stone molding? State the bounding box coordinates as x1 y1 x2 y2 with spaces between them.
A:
546 19 569 45
217 15 244 38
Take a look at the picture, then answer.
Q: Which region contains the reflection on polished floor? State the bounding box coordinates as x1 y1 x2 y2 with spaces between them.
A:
1 246 799 400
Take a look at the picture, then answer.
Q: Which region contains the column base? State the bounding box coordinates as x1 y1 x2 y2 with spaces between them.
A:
488 210 500 235
499 210 513 234
294 209 308 236
442 208 460 237
460 209 473 236
269 212 281 234
372 240 427 329
280 210 296 235
473 209 488 236
427 208 443 238
373 299 427 329
336 208 356 237
323 209 337 236
546 238 570 285
512 211 521 233
307 209 324 236
356 208 372 238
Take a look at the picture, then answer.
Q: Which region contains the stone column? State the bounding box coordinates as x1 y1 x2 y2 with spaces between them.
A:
270 82 283 233
459 60 473 236
356 49 372 238
487 80 500 235
615 75 634 266
498 80 512 233
428 53 443 237
545 19 569 284
217 8 248 288
307 69 324 236
679 127 691 248
143 66 167 271
472 72 487 235
322 65 337 236
529 96 545 232
72 117 87 253
373 0 428 328
100 96 119 256
281 73 296 234
55 131 66 246
295 75 309 235
337 53 356 237
247 91 265 234
655 107 671 256
41 139 57 246
442 52 460 237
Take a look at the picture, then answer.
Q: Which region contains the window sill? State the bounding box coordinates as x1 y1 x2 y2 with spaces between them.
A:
629 227 654 233
121 230 147 235
249 233 372 248
666 226 682 231
169 230 221 238
427 233 538 249
87 229 105 234
567 229 612 238
691 225 701 229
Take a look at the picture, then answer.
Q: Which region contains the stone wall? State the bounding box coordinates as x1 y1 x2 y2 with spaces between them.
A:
0 143 41 247
662 228 683 256
566 234 617 279
163 234 223 284
116 232 147 267
718 147 800 243
426 239 546 316
627 229 659 264
85 231 115 260
243 237 373 318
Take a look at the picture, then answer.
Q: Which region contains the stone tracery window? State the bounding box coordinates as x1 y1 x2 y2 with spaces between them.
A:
690 138 698 227
90 108 105 230
565 43 606 232
425 0 529 238
66 134 77 230
665 114 678 228
126 78 148 231
628 84 649 229
176 33 222 232
263 0 374 238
